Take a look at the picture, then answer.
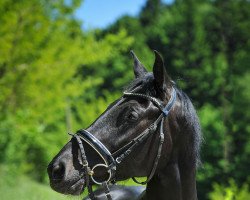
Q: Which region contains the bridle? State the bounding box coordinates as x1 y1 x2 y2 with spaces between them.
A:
69 87 177 200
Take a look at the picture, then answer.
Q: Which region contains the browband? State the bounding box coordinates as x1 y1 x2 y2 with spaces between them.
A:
123 87 176 117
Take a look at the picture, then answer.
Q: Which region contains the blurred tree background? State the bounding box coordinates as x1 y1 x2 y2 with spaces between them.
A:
0 0 249 199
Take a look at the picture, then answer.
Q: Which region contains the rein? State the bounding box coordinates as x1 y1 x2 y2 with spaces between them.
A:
69 87 176 200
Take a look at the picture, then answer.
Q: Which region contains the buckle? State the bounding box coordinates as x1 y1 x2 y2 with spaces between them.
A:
162 109 169 117
82 160 89 167
149 123 157 132
88 169 94 176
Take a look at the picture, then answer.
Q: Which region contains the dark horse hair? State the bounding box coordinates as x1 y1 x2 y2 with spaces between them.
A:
125 73 202 168
175 88 202 167
47 50 202 200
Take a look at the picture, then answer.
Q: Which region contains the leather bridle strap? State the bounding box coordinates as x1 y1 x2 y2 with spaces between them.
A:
132 117 165 184
123 88 176 117
68 133 96 199
102 182 112 200
112 88 177 162
112 113 163 164
118 88 176 184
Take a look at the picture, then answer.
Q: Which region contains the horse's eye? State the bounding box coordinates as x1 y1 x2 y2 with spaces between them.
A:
127 111 139 121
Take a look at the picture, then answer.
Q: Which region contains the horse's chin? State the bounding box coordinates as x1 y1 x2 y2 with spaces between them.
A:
50 178 85 195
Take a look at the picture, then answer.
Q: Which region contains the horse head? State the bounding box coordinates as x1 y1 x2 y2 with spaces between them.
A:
47 51 201 200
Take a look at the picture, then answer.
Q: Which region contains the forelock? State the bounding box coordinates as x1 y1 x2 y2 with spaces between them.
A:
124 73 156 96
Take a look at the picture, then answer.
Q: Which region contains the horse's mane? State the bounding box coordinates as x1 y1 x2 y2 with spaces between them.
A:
176 88 202 167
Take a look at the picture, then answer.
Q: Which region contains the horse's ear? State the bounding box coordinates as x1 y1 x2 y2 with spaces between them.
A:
153 50 170 95
130 50 147 78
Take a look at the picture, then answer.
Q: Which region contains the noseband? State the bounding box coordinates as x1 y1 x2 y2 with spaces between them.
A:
69 87 176 200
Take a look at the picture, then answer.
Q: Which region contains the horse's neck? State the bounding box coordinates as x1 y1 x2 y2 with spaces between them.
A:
139 163 198 200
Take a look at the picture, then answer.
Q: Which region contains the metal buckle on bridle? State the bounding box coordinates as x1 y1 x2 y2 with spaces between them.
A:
82 160 89 167
149 123 157 133
87 169 94 176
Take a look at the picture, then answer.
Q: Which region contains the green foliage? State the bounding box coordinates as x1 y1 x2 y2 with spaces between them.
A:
0 0 132 182
209 180 250 200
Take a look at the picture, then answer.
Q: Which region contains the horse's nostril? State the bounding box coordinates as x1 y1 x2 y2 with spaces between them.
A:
52 163 65 181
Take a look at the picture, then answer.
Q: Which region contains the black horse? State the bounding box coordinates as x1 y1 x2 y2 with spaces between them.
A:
47 51 202 200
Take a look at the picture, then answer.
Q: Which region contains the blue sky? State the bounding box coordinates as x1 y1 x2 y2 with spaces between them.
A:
75 0 174 29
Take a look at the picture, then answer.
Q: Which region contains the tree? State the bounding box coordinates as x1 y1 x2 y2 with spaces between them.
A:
0 0 133 181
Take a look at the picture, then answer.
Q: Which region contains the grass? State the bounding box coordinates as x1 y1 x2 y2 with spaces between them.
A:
0 177 67 200
0 166 143 200
0 173 81 200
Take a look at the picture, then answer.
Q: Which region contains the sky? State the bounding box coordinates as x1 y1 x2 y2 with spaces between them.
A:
75 0 174 29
